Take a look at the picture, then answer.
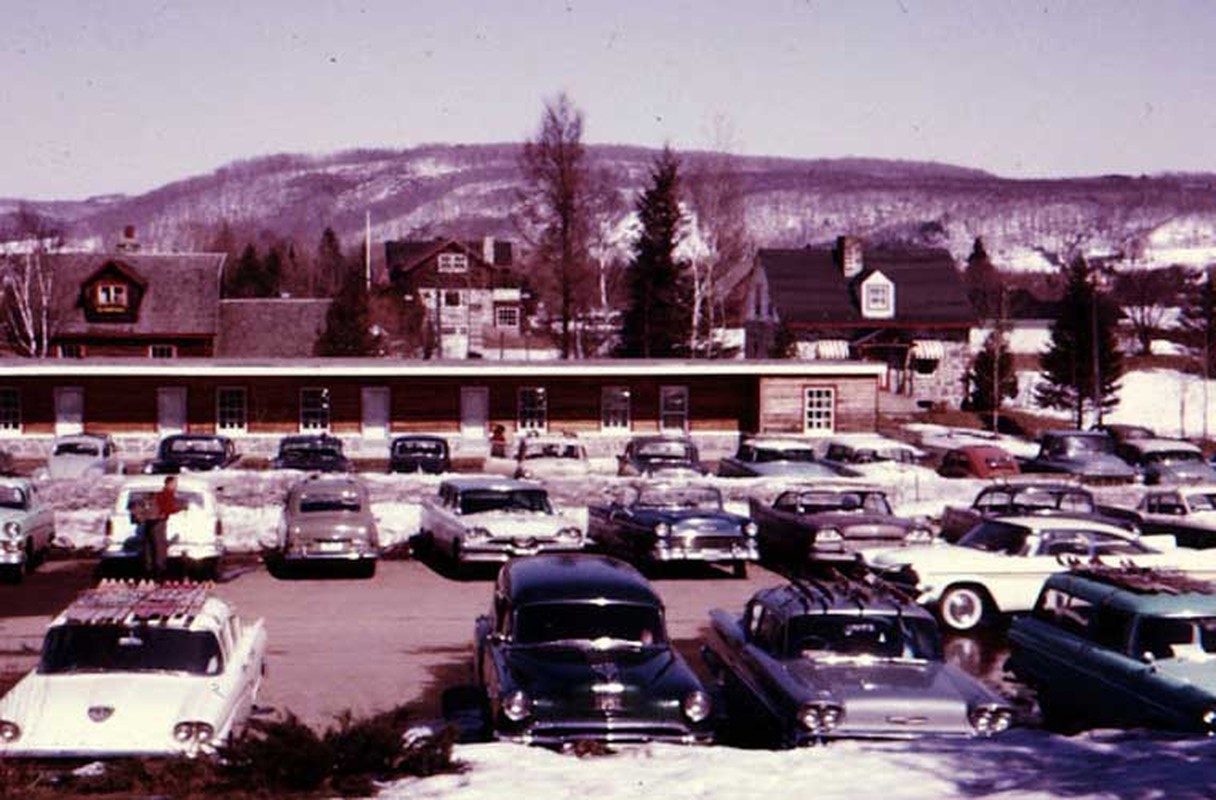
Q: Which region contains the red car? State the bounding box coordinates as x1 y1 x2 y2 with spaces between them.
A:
937 445 1021 479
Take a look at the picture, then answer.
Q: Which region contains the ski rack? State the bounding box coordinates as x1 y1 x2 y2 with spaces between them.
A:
62 579 214 626
1063 562 1216 596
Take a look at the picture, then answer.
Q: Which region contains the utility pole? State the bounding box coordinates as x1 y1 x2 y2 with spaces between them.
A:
364 211 372 292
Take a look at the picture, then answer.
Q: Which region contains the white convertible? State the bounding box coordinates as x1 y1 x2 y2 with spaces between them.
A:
866 514 1216 633
0 580 267 758
101 476 224 580
417 477 585 563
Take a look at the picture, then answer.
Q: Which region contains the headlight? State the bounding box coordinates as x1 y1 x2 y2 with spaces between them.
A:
743 521 758 538
501 690 532 722
172 721 214 743
798 701 844 733
467 527 492 543
0 720 20 742
814 528 843 547
904 528 934 544
682 690 712 723
654 522 671 538
1201 707 1216 731
556 526 582 542
968 705 1012 736
3 521 19 537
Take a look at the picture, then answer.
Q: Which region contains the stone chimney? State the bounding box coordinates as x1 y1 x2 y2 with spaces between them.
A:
837 235 863 279
482 236 496 266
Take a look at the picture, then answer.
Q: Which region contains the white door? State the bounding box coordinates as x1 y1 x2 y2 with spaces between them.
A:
460 386 489 437
361 387 390 439
157 387 187 435
53 387 84 435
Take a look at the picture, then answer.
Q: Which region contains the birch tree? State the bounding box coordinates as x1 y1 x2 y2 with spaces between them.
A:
1 208 62 357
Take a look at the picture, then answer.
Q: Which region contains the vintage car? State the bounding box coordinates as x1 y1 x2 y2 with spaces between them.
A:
1019 429 1137 485
512 434 591 480
417 477 585 564
1118 438 1216 485
616 435 706 478
0 477 55 583
46 433 124 479
866 514 1216 632
717 437 855 479
0 580 267 758
100 476 224 580
470 553 714 745
143 434 240 474
703 575 1014 745
271 475 379 577
1137 485 1216 548
389 434 451 474
936 480 1140 543
936 445 1021 480
587 483 758 577
1007 566 1216 734
818 435 926 470
270 434 351 473
750 483 933 566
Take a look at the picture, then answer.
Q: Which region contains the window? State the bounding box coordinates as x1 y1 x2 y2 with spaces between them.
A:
1033 588 1094 636
860 273 895 319
147 344 177 359
58 343 85 359
300 387 331 432
217 387 247 433
95 282 129 309
601 386 631 431
804 387 836 434
659 386 688 433
865 283 890 311
518 387 547 432
496 306 520 328
444 290 462 307
437 253 468 273
0 388 20 433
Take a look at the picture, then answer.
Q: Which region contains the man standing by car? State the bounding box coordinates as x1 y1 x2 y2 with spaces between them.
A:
146 476 184 579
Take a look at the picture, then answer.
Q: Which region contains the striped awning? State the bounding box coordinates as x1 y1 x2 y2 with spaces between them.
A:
813 339 851 359
910 340 945 360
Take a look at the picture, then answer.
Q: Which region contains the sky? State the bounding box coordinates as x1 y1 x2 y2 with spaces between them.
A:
1 0 1213 200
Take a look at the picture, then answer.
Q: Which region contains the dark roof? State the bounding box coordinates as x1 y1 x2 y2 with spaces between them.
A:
756 245 975 326
50 252 224 336
216 299 331 357
501 554 660 607
385 237 514 276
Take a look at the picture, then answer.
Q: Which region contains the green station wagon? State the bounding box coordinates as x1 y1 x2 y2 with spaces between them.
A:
1007 566 1216 734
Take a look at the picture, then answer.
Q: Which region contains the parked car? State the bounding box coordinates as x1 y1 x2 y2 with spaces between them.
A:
270 475 379 577
0 580 267 757
1137 485 1216 548
270 434 351 472
717 437 855 479
587 483 758 577
1117 438 1216 485
866 514 1216 633
616 435 706 478
143 434 239 474
512 433 591 480
0 477 55 583
818 435 926 469
1091 422 1157 450
467 553 714 745
389 434 450 474
46 433 123 479
1019 429 1137 485
1007 566 1216 734
750 483 933 566
936 445 1020 480
100 476 224 580
417 477 585 564
704 574 1014 745
936 480 1140 543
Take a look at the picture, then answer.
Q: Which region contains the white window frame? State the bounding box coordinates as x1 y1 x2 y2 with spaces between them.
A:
217 387 248 434
860 272 895 319
437 252 468 273
804 386 837 434
517 386 547 433
0 387 20 434
496 305 520 328
300 387 332 432
95 282 129 309
659 385 689 433
601 386 631 431
148 344 177 359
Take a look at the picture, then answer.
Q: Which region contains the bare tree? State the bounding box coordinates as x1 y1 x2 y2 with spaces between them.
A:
1 207 62 357
1113 264 1186 356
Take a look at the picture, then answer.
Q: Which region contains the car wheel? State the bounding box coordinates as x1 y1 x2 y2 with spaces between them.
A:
360 560 377 579
0 563 21 585
732 560 748 579
938 585 989 633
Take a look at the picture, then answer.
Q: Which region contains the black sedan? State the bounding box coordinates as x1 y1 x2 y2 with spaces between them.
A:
271 434 352 472
468 554 714 746
389 434 450 474
143 434 239 474
587 484 757 577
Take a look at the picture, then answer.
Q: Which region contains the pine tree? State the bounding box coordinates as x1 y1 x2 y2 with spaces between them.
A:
224 244 263 298
1035 255 1124 426
315 266 375 356
617 147 692 358
316 227 345 298
966 325 1018 418
963 237 1002 318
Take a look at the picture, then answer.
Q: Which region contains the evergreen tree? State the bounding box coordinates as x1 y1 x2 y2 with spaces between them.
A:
1035 255 1124 426
617 147 692 358
224 244 262 298
1178 266 1216 376
963 237 1002 318
316 227 345 297
315 265 375 356
966 325 1018 418
262 247 283 297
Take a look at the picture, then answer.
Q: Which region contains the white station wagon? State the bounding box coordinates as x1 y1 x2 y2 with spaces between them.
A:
102 477 224 580
0 580 267 758
417 477 585 563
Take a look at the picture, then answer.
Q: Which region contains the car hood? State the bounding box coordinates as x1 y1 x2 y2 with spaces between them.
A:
517 460 590 477
470 510 581 535
743 462 840 477
1049 455 1136 477
1158 462 1216 482
163 453 227 470
807 512 918 539
866 542 995 572
504 645 695 701
0 508 29 527
631 509 745 531
47 455 102 479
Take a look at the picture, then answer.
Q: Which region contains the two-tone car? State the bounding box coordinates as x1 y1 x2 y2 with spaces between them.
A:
587 483 758 577
704 575 1014 746
417 477 585 564
100 476 224 580
469 553 714 745
936 479 1140 543
1019 429 1137 485
270 475 379 577
717 437 854 479
0 580 267 758
0 477 55 583
1137 484 1216 548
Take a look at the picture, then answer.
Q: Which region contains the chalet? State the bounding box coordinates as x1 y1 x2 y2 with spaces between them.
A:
745 237 976 407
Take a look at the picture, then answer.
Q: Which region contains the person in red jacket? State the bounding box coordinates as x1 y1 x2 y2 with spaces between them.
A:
145 475 185 579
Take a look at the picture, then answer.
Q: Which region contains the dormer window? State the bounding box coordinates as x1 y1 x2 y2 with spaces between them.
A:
860 271 895 319
95 282 129 310
437 253 468 273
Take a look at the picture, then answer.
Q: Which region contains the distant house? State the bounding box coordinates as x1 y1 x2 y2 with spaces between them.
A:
745 236 977 406
385 237 534 359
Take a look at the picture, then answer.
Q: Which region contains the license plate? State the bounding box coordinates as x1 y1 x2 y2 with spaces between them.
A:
317 541 345 553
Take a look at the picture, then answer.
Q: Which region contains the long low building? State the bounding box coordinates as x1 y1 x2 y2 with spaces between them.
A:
0 359 885 458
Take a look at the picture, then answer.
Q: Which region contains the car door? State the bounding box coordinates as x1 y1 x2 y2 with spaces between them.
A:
27 485 54 552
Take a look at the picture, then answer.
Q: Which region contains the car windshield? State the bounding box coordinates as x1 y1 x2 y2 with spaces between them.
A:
787 614 942 661
959 522 1028 555
1061 436 1115 456
1185 493 1216 512
298 490 362 513
776 490 891 515
513 602 666 647
0 485 27 510
979 487 1094 514
1144 450 1203 465
167 439 224 455
53 441 100 457
283 445 342 460
634 486 721 511
459 489 552 514
125 490 205 512
39 626 223 675
394 439 444 456
753 447 816 463
522 442 583 460
1135 616 1216 661
635 441 693 460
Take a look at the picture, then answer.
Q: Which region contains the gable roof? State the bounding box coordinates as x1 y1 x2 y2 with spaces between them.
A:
49 252 224 337
216 299 331 357
385 237 514 280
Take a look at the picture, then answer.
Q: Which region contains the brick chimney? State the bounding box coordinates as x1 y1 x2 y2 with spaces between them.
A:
837 235 863 279
115 225 141 253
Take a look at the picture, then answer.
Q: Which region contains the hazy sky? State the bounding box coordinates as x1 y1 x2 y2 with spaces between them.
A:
2 0 1213 200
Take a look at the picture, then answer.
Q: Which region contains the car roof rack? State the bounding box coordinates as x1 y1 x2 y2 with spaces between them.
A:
788 563 918 614
62 579 214 626
1065 563 1216 595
